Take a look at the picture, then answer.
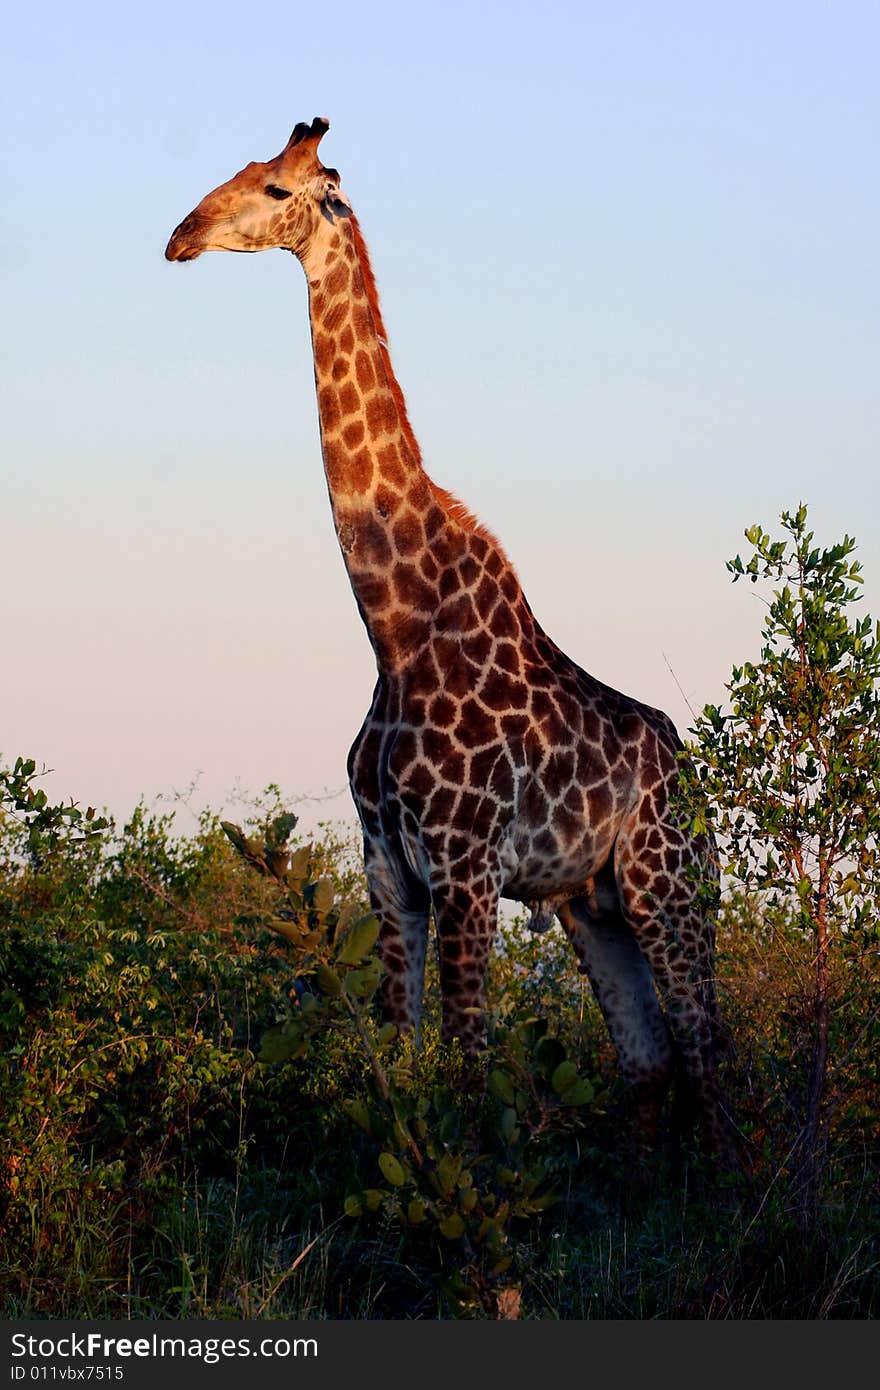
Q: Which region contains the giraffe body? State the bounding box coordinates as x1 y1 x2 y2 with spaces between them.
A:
166 119 728 1151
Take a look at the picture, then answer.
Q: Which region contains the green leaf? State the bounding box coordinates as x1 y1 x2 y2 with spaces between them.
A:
523 1190 558 1210
378 1152 407 1187
221 821 248 856
258 1022 305 1064
376 1022 398 1048
270 917 311 947
344 960 382 1001
342 1098 373 1135
311 877 336 914
288 845 311 881
336 913 380 964
438 1213 465 1240
488 1068 515 1105
551 1060 579 1095
436 1153 462 1195
500 1107 519 1143
265 848 290 880
315 964 342 997
438 1107 460 1145
561 1078 594 1106
343 1195 363 1218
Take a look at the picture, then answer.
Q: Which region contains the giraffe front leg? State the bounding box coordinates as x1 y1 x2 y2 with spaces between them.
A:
430 877 500 1056
362 838 431 1040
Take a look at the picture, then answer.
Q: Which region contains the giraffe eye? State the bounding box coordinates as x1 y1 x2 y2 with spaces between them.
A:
265 184 292 200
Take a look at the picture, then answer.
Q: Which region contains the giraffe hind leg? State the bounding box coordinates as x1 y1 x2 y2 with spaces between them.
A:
613 836 732 1160
557 894 673 1146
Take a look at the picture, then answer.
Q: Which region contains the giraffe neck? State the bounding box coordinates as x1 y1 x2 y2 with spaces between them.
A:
305 216 482 672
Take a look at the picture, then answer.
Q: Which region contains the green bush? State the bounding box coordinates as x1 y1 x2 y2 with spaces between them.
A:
1 753 878 1318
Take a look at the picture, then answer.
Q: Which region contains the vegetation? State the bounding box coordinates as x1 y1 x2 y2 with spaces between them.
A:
682 507 880 1227
1 507 878 1318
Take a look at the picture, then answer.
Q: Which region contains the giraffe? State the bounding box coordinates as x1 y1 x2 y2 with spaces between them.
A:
166 117 730 1154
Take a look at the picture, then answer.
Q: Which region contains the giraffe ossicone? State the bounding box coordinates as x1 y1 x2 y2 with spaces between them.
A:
166 118 732 1155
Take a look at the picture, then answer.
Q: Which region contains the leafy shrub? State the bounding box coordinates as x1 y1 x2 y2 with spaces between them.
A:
1 747 878 1318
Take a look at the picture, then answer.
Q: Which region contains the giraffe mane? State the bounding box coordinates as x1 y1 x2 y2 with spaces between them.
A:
427 486 507 557
349 215 511 563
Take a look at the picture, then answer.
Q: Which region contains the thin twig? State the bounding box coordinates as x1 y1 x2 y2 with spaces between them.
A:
661 650 699 723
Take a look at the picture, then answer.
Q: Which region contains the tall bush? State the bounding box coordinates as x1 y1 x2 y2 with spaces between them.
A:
682 505 880 1222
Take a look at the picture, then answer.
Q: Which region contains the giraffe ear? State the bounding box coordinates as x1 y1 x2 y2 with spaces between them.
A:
320 183 353 223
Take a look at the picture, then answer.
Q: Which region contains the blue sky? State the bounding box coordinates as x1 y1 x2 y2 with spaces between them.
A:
3 1 878 830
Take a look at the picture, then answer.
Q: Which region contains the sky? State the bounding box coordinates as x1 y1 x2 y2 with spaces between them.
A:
3 1 879 837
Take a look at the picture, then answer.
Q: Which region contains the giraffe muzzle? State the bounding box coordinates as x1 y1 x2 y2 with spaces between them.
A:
165 214 205 262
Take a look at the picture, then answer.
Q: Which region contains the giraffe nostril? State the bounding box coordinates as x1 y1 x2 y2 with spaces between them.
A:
165 216 203 262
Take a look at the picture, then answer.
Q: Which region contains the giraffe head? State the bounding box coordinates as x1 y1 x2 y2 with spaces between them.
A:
165 117 352 268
